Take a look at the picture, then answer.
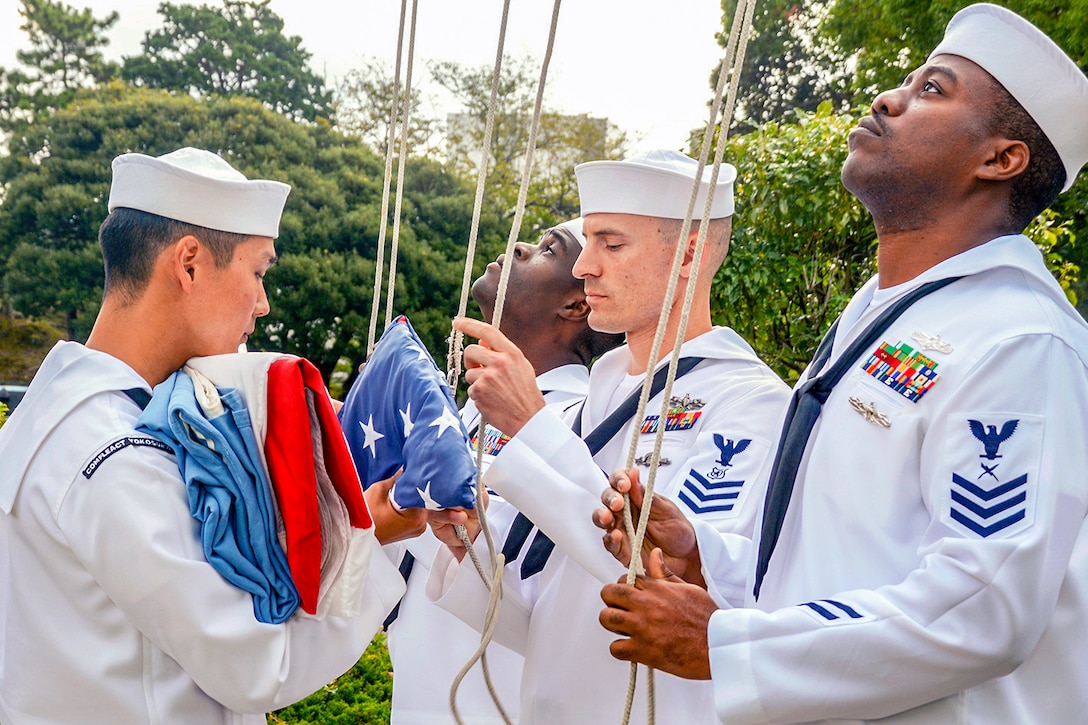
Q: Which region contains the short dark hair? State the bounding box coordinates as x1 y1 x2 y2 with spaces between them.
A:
984 77 1065 231
98 208 253 300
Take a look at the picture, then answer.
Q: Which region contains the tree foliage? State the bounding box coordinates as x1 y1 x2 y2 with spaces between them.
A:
335 59 441 158
819 0 1088 312
718 0 1088 324
0 82 503 378
714 102 875 381
121 0 333 123
721 0 853 132
823 0 1088 101
4 241 103 340
433 55 629 236
725 0 1088 128
714 101 1083 383
270 636 393 725
0 313 64 383
0 0 119 130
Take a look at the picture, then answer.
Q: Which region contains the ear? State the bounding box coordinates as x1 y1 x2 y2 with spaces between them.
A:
170 235 203 291
978 138 1030 183
558 295 591 323
678 228 701 279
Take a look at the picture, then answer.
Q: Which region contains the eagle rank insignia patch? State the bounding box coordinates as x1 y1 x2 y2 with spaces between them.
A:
678 434 754 516
943 414 1041 538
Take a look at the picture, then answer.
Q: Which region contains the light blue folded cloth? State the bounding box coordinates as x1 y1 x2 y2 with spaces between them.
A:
136 370 299 624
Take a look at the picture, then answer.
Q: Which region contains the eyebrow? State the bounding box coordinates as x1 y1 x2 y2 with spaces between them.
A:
906 63 959 86
927 64 959 83
588 227 630 240
551 233 572 254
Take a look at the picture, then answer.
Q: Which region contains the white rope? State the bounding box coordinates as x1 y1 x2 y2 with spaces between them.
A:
444 1 513 720
444 0 512 388
359 2 513 720
448 549 511 723
363 2 756 722
445 1 566 722
619 1 759 723
383 0 421 329
489 0 562 332
365 0 409 356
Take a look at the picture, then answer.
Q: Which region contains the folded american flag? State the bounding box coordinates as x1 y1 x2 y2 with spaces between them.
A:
340 316 478 511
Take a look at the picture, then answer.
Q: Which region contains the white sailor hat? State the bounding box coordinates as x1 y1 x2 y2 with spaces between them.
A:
549 217 587 247
929 3 1088 192
108 147 292 237
575 149 737 219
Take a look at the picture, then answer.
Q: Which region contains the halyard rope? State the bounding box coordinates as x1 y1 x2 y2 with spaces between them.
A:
366 1 757 722
365 0 409 356
446 2 566 723
383 0 420 330
618 1 759 722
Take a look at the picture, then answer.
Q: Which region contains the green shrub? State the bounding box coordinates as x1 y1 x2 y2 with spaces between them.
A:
716 102 876 383
270 636 393 725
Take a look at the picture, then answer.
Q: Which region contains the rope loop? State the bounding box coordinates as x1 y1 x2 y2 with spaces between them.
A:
445 1 565 723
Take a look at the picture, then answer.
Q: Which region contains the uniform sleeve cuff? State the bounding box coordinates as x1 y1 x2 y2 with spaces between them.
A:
708 608 768 724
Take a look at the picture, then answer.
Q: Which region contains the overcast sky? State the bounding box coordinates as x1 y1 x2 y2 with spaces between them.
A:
0 0 730 151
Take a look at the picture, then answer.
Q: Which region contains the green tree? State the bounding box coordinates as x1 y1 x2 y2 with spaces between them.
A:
723 0 1088 130
270 637 393 725
0 82 503 376
823 0 1088 102
717 0 1088 319
714 102 875 381
346 155 509 370
818 0 1088 313
121 0 333 123
4 241 102 340
433 55 629 236
720 0 853 132
0 0 119 130
259 250 375 382
335 59 441 158
0 313 63 382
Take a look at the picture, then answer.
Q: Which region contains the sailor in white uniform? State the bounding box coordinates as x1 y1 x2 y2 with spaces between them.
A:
385 218 622 725
0 148 416 724
596 6 1088 723
428 150 790 723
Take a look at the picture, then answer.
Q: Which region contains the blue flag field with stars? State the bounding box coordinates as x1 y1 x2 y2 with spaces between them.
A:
339 316 478 511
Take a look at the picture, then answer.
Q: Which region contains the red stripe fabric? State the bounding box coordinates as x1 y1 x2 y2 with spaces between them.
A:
265 359 322 614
